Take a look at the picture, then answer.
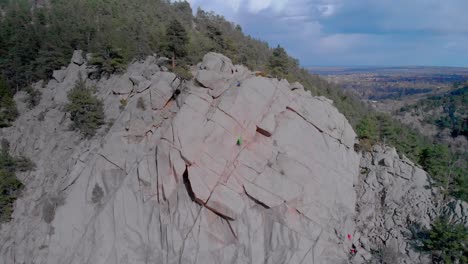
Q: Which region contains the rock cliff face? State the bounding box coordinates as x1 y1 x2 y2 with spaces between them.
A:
0 52 359 264
352 145 467 264
0 52 465 264
352 146 436 263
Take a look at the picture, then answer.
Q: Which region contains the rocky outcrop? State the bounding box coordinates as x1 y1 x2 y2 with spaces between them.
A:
351 145 468 264
1 51 465 264
0 52 359 264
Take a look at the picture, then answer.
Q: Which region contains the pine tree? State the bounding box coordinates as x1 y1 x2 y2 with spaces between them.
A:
166 19 189 69
268 45 289 78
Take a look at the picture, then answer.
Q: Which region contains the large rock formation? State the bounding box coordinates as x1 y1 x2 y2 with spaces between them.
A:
0 52 360 264
352 146 436 263
0 51 465 264
352 145 467 264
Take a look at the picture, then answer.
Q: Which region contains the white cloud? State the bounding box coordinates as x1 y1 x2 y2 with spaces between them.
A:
247 0 271 13
179 0 468 66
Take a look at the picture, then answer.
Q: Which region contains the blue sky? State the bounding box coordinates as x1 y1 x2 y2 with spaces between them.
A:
180 0 468 67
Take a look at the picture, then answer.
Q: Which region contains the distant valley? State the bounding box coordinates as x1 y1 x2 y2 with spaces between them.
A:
310 66 468 151
309 66 468 101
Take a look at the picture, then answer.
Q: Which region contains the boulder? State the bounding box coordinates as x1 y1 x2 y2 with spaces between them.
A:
199 52 235 74
156 57 170 66
52 67 67 83
290 82 304 91
111 74 134 94
129 74 146 86
71 50 85 66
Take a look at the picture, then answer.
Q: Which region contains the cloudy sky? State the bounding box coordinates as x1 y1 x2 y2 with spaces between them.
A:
182 0 468 67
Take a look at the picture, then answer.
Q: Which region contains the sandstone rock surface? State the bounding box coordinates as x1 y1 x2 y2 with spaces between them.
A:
0 52 360 264
0 52 465 264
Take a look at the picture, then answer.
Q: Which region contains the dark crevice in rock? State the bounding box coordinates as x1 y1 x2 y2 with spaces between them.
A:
378 159 386 166
380 190 387 209
97 153 125 171
154 147 160 203
256 126 271 137
285 106 348 148
286 106 323 133
162 89 182 109
243 186 270 209
182 166 197 204
171 89 181 100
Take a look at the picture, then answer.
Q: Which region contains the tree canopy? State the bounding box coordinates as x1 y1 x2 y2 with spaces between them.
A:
166 19 189 68
268 45 290 78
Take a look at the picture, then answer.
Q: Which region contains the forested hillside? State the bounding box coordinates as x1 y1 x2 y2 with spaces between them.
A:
0 0 465 202
398 84 467 139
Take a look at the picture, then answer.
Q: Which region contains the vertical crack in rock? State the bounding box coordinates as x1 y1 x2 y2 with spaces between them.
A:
225 219 238 239
182 166 197 204
154 146 160 203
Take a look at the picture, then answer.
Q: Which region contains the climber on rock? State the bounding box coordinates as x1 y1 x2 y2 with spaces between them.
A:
349 244 357 256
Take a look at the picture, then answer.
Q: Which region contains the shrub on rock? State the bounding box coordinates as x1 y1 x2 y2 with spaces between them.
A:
0 139 35 222
0 78 18 127
65 77 105 138
173 65 192 81
411 217 468 263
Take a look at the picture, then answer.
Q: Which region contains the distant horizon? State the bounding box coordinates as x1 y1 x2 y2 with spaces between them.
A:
181 0 468 67
306 65 468 69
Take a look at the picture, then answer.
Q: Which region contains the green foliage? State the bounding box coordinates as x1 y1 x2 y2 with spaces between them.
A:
173 65 193 81
165 19 189 67
89 47 125 77
206 24 225 52
268 45 290 78
356 116 378 141
0 0 40 88
419 145 450 184
0 78 18 127
414 144 466 201
119 98 127 110
0 139 35 222
355 116 379 151
0 169 22 222
398 85 467 139
412 217 468 264
65 77 105 137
